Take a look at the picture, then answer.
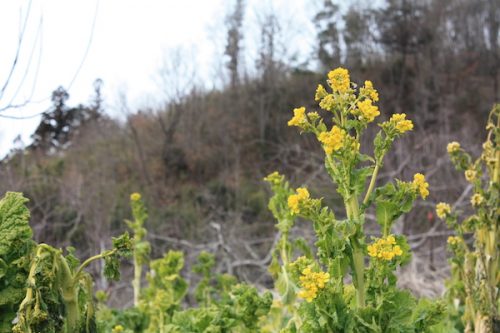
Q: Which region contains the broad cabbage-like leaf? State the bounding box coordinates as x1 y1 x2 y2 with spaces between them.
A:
0 192 35 333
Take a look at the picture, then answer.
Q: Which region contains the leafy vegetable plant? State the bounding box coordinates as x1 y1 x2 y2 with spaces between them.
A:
0 191 132 333
435 105 499 333
265 68 445 332
97 193 273 333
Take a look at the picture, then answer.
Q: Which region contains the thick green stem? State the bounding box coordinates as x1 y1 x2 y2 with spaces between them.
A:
58 253 80 332
74 249 116 278
133 255 142 306
346 196 365 307
352 247 365 307
363 163 380 205
347 195 360 219
64 293 80 333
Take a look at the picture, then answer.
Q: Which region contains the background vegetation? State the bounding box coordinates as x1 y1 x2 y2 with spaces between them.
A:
1 0 498 306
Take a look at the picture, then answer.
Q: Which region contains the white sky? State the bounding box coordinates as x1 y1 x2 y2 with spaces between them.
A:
0 0 322 157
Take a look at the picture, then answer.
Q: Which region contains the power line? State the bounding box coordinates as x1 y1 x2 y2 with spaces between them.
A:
2 15 43 109
0 0 100 120
67 0 100 91
0 108 49 120
0 0 34 100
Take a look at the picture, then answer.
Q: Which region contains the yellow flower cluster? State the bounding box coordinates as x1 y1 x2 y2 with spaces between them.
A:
264 171 283 186
112 325 125 333
318 126 345 154
307 111 320 121
315 84 328 101
355 99 380 123
412 173 429 199
390 113 414 133
130 192 141 202
447 236 460 246
447 141 461 153
361 80 379 102
287 187 310 214
471 193 484 206
436 202 451 219
327 67 350 93
297 266 330 302
288 107 307 128
367 235 403 261
319 94 335 111
465 169 476 182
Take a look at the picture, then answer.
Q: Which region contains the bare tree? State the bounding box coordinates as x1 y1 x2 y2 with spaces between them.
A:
224 0 246 88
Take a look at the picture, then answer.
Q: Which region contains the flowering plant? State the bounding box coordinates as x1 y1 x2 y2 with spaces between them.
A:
265 68 444 332
96 194 273 333
436 105 499 333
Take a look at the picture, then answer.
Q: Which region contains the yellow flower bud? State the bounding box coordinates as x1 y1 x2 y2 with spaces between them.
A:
315 84 328 101
436 202 451 219
447 141 460 153
130 193 141 202
470 193 484 207
412 173 429 199
465 169 476 182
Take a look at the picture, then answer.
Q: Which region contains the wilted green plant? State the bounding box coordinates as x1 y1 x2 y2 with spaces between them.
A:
265 68 445 332
436 105 500 333
0 191 132 333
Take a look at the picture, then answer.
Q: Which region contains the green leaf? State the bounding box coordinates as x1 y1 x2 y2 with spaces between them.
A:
375 199 398 234
0 192 35 333
0 192 33 260
411 298 447 332
352 166 374 196
275 268 296 305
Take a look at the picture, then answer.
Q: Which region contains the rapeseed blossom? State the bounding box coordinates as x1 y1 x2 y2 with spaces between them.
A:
315 84 328 101
297 266 330 302
355 99 380 123
318 126 345 154
367 235 403 261
361 80 379 102
447 236 460 246
288 188 310 214
390 113 414 133
412 173 429 199
288 107 307 128
436 202 451 219
471 193 484 206
327 67 350 93
319 94 336 111
447 142 460 153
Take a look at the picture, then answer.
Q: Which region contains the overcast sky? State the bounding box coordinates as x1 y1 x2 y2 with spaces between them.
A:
0 0 323 157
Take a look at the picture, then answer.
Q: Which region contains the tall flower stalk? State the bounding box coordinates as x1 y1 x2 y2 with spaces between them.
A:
436 105 500 333
126 192 151 307
265 68 444 332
